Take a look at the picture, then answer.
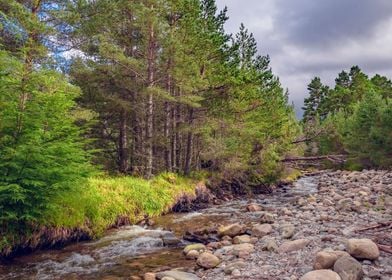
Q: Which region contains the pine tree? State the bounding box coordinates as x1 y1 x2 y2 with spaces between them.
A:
0 0 92 231
302 77 328 122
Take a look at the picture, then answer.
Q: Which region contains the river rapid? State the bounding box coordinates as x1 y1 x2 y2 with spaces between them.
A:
0 176 318 280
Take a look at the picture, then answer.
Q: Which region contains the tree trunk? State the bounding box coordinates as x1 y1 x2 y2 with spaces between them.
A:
171 104 177 171
175 101 182 172
164 63 172 171
145 7 156 179
119 109 129 173
184 108 194 175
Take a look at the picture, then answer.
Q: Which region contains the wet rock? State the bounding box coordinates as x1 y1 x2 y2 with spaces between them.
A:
196 252 220 269
221 235 232 241
261 237 278 252
260 212 275 223
300 270 342 280
281 224 295 239
220 240 232 246
314 250 350 269
217 243 255 257
156 271 200 280
278 239 311 253
251 224 272 237
346 239 380 260
246 203 263 212
185 250 200 260
161 232 181 246
224 261 247 274
233 235 251 244
206 241 221 250
232 243 255 257
333 255 363 280
144 273 156 280
183 244 206 255
218 224 244 237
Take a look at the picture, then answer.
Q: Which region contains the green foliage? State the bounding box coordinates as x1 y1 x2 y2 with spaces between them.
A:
302 77 329 122
303 66 392 169
342 93 392 167
0 173 198 253
0 49 93 237
0 0 302 256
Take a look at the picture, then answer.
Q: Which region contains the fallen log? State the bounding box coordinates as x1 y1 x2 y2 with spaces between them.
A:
355 221 392 232
282 155 346 163
378 244 392 254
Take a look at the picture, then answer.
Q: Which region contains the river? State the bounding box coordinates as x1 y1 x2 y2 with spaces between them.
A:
0 176 318 280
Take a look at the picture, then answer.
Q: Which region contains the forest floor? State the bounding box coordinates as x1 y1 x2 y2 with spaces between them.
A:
150 170 392 280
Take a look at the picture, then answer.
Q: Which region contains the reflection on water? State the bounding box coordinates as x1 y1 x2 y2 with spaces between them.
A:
0 176 318 280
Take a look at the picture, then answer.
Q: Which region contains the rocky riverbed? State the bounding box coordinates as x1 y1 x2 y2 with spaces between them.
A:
1 170 391 280
148 170 392 280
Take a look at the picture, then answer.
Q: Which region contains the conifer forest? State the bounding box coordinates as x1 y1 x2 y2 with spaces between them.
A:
0 1 391 279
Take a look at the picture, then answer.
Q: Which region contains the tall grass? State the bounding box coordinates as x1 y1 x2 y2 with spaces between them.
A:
1 173 198 255
51 173 197 234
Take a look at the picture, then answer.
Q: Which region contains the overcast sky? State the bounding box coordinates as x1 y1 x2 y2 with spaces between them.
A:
215 0 392 117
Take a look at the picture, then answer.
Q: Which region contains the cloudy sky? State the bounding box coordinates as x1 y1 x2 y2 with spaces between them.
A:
215 0 392 117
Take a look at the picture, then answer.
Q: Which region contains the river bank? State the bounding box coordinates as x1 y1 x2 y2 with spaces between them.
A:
1 170 391 279
0 173 206 260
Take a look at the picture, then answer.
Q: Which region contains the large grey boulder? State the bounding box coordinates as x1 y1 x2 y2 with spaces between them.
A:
333 255 364 280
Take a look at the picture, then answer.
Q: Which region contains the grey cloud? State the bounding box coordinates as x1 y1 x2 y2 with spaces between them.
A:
216 0 392 117
275 0 392 47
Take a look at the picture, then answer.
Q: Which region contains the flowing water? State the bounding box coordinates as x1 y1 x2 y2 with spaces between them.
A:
0 177 318 280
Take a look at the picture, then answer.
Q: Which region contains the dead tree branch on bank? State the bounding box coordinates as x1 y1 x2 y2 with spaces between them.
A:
282 155 346 164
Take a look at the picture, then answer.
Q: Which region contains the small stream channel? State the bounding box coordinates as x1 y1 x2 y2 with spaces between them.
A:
0 176 318 280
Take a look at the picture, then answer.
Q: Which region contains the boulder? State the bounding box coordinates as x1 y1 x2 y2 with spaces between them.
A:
314 250 350 269
196 252 220 269
216 243 255 257
218 224 244 237
161 232 181 246
183 244 206 255
144 273 156 280
233 235 251 244
333 255 363 280
231 269 241 277
156 271 200 280
224 261 247 275
300 270 341 280
260 212 275 223
185 250 200 260
281 224 295 239
246 203 263 212
346 239 380 260
261 237 278 252
251 224 272 237
278 239 310 253
206 241 221 250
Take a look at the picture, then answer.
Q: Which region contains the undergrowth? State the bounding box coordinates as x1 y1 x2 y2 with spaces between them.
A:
0 173 198 256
